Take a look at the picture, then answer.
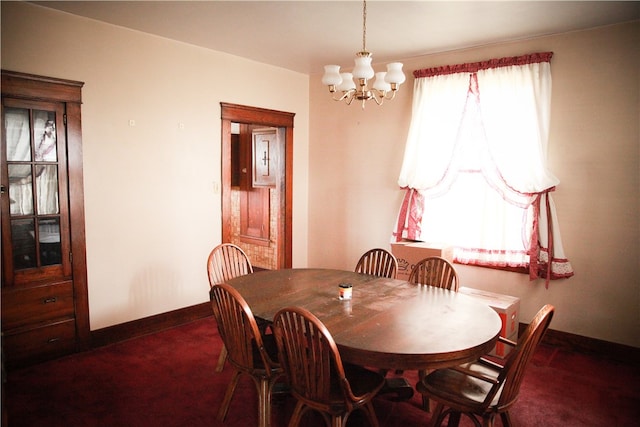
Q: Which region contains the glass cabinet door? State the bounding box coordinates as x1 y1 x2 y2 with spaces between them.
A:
2 99 70 286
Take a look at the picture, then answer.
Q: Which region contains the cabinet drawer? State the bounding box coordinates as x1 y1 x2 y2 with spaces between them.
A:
2 318 77 365
1 281 75 330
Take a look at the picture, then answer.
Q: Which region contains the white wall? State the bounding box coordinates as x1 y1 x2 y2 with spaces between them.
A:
1 2 310 329
309 21 640 348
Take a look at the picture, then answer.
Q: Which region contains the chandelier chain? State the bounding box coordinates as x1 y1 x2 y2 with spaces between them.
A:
362 0 367 52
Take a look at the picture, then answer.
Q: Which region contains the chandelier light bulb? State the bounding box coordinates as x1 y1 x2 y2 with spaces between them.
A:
372 72 391 92
385 62 406 85
322 65 343 86
337 73 356 91
352 54 375 80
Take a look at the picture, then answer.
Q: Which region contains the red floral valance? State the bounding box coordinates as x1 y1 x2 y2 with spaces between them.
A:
413 52 553 78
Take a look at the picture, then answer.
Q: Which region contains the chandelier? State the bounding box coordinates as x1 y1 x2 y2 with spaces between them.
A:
321 0 406 109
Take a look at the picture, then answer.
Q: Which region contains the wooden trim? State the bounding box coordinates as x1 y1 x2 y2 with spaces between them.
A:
1 70 83 103
90 302 213 349
519 323 640 365
283 125 293 268
220 102 294 127
221 119 232 243
65 101 91 351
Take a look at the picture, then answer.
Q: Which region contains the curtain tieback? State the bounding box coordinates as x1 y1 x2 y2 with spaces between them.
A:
528 189 555 287
393 188 424 241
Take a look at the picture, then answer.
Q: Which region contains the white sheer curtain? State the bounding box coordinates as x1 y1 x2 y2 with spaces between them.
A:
5 109 60 216
479 62 557 193
394 53 573 284
398 73 469 191
6 109 34 216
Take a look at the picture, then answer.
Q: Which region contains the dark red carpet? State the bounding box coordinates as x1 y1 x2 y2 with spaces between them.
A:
4 317 639 426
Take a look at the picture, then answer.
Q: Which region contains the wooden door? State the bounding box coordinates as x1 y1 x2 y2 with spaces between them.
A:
239 125 275 247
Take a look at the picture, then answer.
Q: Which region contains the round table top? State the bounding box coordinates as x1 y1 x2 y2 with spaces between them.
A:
226 268 502 370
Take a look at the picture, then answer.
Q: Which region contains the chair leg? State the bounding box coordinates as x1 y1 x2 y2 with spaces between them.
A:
428 403 445 427
481 413 496 427
217 370 241 421
215 344 228 372
287 401 306 427
446 412 461 427
418 369 429 411
255 377 272 427
500 412 512 427
363 401 380 427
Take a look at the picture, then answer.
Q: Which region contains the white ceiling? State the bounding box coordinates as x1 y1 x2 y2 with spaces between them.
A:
32 1 640 74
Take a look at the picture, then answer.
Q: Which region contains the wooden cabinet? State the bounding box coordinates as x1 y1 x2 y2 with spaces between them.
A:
1 70 89 368
252 128 277 188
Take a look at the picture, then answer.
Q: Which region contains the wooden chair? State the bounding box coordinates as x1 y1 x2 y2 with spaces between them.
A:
207 243 254 372
210 283 283 427
355 248 415 401
207 243 254 286
355 248 398 279
416 304 555 427
406 256 459 407
273 306 385 427
408 256 459 291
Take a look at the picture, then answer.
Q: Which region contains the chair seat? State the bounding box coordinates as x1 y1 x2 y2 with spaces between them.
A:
341 364 386 401
417 362 502 412
251 333 279 371
298 363 385 414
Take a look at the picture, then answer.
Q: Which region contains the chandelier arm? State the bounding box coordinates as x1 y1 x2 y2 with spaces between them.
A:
384 90 397 101
370 89 385 105
332 90 355 102
343 89 356 105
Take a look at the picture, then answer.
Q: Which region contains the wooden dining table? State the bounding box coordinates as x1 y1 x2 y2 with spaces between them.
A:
226 268 502 371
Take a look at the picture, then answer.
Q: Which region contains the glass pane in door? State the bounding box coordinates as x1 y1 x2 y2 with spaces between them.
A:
39 218 61 266
33 110 57 161
11 218 36 269
8 164 34 215
35 165 59 215
4 107 31 161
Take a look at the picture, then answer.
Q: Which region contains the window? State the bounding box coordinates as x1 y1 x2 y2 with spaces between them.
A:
393 53 573 285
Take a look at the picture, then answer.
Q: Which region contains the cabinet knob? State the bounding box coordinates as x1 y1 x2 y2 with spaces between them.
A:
43 297 57 304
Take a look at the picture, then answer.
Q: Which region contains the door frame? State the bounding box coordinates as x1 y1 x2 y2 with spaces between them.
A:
220 103 294 268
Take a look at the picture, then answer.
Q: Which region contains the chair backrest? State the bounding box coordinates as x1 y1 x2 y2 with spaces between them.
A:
273 306 360 411
408 256 459 291
494 304 554 408
355 248 398 279
210 283 277 375
207 243 254 287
